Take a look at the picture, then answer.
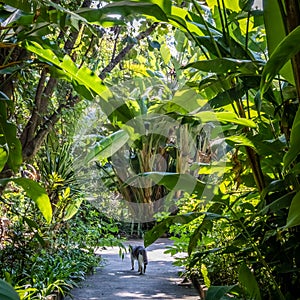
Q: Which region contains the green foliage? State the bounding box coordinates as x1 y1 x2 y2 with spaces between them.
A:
0 279 20 300
1 0 300 299
85 130 130 164
0 178 52 223
238 263 261 300
260 26 300 96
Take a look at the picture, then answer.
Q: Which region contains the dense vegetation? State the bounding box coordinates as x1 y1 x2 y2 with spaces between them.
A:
1 0 300 299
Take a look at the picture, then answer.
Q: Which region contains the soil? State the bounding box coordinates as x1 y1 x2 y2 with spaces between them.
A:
63 238 200 300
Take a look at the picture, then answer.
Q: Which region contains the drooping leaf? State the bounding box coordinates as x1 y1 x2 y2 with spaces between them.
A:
225 135 257 150
283 106 300 169
144 212 203 247
238 263 262 300
208 84 245 109
124 172 206 196
0 279 20 300
184 58 260 75
260 192 294 215
78 1 169 24
23 41 110 99
0 178 52 223
63 198 83 221
85 130 130 163
14 178 52 224
260 25 300 96
194 111 257 128
286 191 300 228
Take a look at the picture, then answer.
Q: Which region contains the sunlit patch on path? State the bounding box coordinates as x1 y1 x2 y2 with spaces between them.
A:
64 238 199 300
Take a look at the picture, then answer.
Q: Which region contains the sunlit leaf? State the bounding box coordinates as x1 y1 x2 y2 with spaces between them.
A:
0 146 8 172
263 0 294 85
23 41 110 99
194 111 257 128
0 178 52 223
85 130 129 163
225 135 257 150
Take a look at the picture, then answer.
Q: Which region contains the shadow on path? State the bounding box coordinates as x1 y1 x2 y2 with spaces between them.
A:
64 238 199 300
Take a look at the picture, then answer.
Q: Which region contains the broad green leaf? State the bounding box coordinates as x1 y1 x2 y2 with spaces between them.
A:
124 172 206 196
63 198 83 221
188 204 227 254
238 263 262 300
206 285 238 300
78 1 169 23
239 0 254 11
208 83 245 108
0 116 22 171
0 279 20 300
14 178 52 224
0 145 8 172
0 178 52 223
160 43 171 65
225 135 257 150
283 106 300 169
23 41 110 99
194 111 257 128
260 25 300 96
263 0 294 84
144 212 202 247
169 6 204 37
3 0 40 12
184 58 261 75
286 191 300 228
85 130 129 163
261 192 294 215
207 0 240 12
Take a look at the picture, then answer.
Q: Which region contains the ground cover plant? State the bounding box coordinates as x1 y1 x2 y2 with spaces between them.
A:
1 0 300 299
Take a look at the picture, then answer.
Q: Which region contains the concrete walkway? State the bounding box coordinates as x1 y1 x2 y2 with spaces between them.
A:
64 238 199 300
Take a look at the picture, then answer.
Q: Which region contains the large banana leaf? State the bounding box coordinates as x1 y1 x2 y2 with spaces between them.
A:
78 1 169 24
24 41 108 98
260 26 300 96
124 172 206 196
194 111 257 128
184 58 261 75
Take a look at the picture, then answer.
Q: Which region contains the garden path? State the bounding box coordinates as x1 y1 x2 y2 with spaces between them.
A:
63 238 199 300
